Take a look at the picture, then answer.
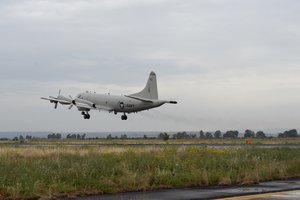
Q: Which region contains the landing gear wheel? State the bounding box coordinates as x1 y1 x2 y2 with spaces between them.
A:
121 114 127 120
82 112 91 119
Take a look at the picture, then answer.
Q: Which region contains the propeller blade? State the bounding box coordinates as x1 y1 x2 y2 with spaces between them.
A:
68 104 73 110
69 95 73 100
54 102 58 109
59 89 61 95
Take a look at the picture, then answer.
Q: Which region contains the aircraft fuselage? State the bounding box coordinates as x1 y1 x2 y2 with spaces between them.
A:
76 92 166 113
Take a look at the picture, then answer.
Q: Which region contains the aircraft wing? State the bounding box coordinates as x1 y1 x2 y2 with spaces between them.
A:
124 95 154 103
41 97 71 105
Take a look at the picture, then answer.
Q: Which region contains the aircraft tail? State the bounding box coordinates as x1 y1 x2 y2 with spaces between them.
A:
130 71 158 100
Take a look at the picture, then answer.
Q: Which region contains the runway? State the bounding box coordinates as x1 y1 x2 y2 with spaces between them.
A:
219 190 300 199
60 179 300 200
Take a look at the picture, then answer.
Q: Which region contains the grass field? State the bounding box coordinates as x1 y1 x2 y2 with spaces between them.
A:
0 146 299 199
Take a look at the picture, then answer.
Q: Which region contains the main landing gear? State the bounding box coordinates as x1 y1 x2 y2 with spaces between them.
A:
121 114 127 120
81 111 90 119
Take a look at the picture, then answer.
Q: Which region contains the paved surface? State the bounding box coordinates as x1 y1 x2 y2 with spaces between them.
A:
60 179 300 200
219 190 300 199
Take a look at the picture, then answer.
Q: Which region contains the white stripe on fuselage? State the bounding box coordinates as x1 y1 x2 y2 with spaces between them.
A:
76 93 166 113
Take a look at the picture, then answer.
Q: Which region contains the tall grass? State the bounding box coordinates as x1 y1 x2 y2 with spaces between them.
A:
0 146 299 199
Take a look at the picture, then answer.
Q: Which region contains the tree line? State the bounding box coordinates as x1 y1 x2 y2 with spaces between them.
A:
158 129 299 140
5 129 299 141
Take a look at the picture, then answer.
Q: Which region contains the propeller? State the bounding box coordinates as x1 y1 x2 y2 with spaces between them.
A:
52 89 75 109
68 95 76 110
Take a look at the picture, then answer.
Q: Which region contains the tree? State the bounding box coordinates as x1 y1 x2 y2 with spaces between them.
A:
66 134 77 139
158 132 169 141
205 132 213 138
286 129 298 137
223 130 239 138
256 131 266 138
48 133 61 139
173 131 196 139
244 129 255 138
199 130 205 138
121 134 128 139
107 134 112 139
278 129 298 138
56 133 62 139
143 135 148 139
162 133 169 141
214 130 222 138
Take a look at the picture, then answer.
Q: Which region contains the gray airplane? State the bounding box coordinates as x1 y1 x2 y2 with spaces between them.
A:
41 71 177 120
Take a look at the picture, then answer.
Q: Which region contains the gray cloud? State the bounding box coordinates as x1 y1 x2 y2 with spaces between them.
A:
0 0 299 132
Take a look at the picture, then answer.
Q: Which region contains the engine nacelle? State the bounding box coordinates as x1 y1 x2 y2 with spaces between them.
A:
57 95 72 105
75 98 95 108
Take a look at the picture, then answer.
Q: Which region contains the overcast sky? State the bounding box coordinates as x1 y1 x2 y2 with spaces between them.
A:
0 0 299 133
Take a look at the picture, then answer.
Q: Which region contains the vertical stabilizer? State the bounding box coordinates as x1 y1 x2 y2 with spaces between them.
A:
130 71 158 100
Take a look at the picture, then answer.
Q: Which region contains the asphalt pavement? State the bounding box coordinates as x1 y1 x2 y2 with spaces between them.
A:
60 178 300 200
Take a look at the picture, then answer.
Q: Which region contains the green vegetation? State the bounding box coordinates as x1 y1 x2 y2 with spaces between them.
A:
1 137 300 146
0 146 299 199
278 129 298 138
158 132 170 141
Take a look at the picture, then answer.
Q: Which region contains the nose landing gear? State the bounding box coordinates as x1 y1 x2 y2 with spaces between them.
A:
81 111 90 119
121 114 127 120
